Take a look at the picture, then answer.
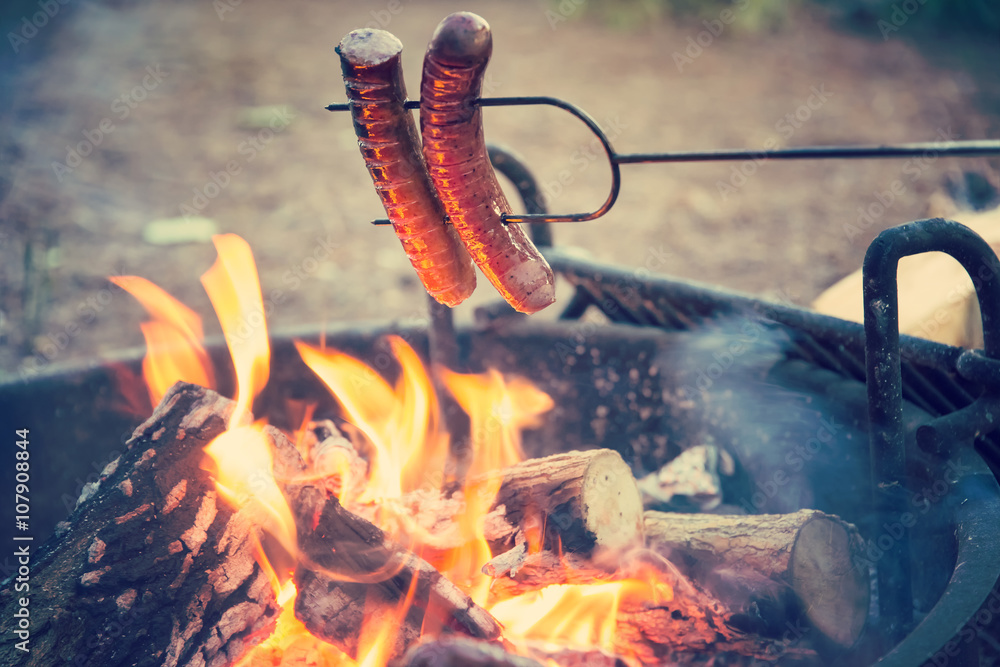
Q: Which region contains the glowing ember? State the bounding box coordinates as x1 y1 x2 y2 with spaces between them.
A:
490 576 671 654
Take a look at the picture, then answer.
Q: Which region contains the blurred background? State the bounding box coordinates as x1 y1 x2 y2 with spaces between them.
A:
0 0 998 380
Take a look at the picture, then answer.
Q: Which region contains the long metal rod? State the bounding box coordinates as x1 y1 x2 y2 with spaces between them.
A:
327 96 1000 225
616 141 1000 164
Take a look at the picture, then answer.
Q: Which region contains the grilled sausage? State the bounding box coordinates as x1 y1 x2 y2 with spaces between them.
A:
420 13 556 314
337 29 476 307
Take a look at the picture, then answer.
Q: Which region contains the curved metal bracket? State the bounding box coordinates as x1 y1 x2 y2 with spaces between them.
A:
873 455 1000 667
863 218 1000 643
326 97 1000 225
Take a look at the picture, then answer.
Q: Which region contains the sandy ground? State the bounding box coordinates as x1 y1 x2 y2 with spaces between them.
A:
1 0 998 379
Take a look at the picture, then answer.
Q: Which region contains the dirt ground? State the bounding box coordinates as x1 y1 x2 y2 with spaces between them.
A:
1 0 998 380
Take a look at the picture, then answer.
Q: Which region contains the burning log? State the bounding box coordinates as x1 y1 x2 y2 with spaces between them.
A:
399 637 545 667
616 555 817 662
643 509 869 648
271 436 503 660
484 548 617 598
376 449 644 566
489 449 645 554
484 510 866 660
0 383 281 667
399 637 627 667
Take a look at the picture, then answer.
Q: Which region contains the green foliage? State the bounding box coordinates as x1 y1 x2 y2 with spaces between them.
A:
568 0 802 32
878 0 1000 34
555 0 998 34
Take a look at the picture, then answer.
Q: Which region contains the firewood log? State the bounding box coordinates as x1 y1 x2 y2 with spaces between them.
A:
643 509 869 648
398 637 544 667
0 382 281 667
490 449 645 554
480 510 865 660
482 548 816 662
484 548 617 598
270 434 503 660
399 637 632 667
364 449 644 565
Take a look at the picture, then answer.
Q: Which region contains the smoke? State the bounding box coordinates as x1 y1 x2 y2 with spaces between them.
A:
650 311 969 619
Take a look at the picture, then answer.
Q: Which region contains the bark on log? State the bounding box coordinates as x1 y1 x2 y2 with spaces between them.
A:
644 509 869 647
399 637 544 667
480 530 838 660
400 638 630 667
484 549 617 599
0 382 281 667
368 449 644 563
271 436 502 661
615 555 817 662
491 449 645 554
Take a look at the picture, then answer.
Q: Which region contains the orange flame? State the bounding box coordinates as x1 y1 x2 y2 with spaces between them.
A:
294 336 450 505
118 235 674 666
203 423 297 559
200 233 270 428
110 275 214 405
490 575 671 654
194 235 301 656
236 581 351 667
438 368 554 601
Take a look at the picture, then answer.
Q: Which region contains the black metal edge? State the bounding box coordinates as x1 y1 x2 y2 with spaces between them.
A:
872 448 1000 666
542 246 968 391
0 320 423 390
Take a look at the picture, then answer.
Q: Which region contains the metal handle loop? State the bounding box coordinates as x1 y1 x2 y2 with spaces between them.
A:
327 96 1000 225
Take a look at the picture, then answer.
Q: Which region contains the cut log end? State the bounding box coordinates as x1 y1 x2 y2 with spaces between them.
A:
789 515 869 646
492 449 644 556
579 450 646 552
644 509 869 648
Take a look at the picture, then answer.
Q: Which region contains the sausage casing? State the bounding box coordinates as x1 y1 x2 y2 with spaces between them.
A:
338 28 476 307
420 13 556 314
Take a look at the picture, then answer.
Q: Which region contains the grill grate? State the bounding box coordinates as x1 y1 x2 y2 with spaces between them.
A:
484 143 1000 658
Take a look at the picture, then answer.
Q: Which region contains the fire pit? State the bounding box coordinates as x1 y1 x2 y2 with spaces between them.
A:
2 111 1000 667
2 152 1000 666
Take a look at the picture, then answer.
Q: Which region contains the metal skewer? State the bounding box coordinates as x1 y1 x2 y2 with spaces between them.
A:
327 96 1000 225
